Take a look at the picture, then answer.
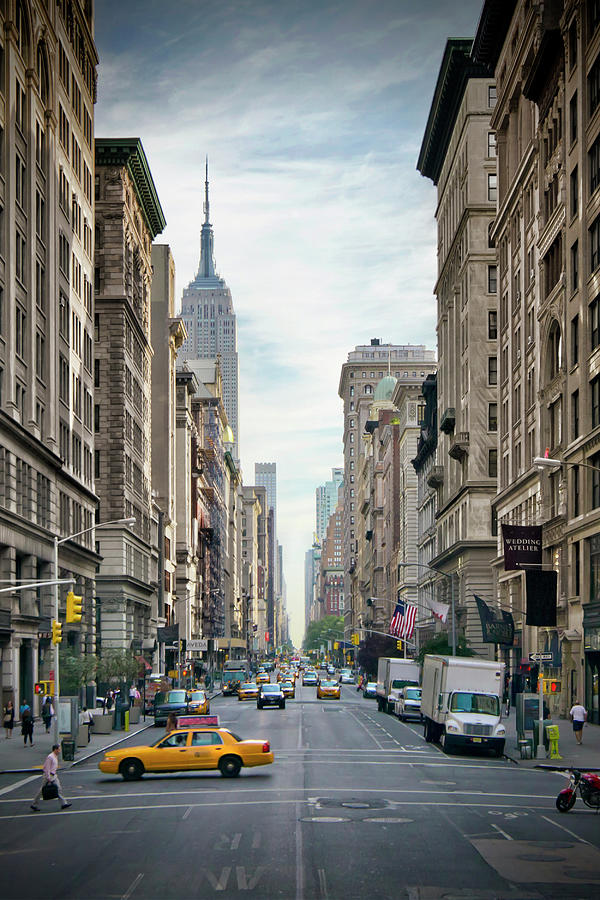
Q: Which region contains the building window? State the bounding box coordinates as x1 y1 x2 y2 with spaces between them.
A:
487 132 496 157
571 314 579 365
488 310 497 340
569 20 578 70
488 265 497 293
572 389 579 439
570 92 578 144
487 173 497 202
544 233 562 296
488 403 498 431
548 321 562 379
570 166 578 217
592 453 600 509
590 1 600 36
571 240 579 292
488 85 497 108
572 464 580 517
488 356 498 386
15 305 26 358
592 374 600 428
590 54 600 118
488 449 498 478
592 295 600 349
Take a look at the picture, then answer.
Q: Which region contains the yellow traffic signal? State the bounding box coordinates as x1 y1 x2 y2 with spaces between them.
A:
396 640 403 651
66 590 83 623
334 641 339 650
351 633 360 645
51 620 63 644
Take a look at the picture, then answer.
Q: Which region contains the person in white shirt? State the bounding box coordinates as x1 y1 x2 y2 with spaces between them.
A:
569 701 587 744
31 745 71 811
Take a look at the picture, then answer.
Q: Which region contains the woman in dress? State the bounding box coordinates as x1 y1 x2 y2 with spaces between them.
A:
3 700 14 738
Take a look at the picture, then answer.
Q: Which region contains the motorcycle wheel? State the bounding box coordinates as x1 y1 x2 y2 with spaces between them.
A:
556 792 576 813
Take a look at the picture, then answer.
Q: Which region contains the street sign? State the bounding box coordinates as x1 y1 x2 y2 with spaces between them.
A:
528 651 553 662
188 639 208 651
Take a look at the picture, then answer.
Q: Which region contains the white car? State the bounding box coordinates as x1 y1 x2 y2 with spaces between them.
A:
339 669 355 685
394 686 423 722
302 671 318 686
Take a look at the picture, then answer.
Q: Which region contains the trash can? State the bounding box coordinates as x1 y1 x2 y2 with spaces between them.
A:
61 738 76 761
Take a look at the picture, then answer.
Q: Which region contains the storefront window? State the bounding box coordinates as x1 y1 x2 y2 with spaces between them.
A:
590 535 600 602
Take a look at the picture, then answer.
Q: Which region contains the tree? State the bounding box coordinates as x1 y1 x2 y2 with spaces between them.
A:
96 650 140 689
59 649 98 696
357 633 403 678
303 616 344 652
417 633 476 665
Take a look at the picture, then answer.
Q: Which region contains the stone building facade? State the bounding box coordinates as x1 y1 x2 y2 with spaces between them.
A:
417 40 499 657
93 138 165 654
0 1 98 711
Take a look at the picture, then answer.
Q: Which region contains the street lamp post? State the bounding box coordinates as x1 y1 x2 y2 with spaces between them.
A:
52 517 135 745
397 562 456 656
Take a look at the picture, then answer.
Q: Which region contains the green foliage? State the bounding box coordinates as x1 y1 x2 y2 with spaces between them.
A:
417 632 476 665
303 616 344 652
357 633 403 678
59 650 98 696
96 650 140 686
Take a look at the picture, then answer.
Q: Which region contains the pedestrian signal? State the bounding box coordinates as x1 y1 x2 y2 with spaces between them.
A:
51 620 63 644
543 679 561 694
66 590 83 623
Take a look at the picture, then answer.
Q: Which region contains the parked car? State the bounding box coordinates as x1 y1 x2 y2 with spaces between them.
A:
394 686 423 722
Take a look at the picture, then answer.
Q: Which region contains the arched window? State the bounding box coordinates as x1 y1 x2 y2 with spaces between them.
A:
37 42 49 104
548 320 562 380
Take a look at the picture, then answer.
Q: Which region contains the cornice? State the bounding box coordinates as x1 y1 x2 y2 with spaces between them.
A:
95 138 166 239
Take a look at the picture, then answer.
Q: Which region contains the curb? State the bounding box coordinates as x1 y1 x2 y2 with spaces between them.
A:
0 766 43 774
69 723 155 767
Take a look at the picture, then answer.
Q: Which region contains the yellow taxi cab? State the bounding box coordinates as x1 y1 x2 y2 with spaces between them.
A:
280 680 295 699
317 679 341 700
98 719 274 780
186 690 210 715
256 672 270 684
238 682 259 701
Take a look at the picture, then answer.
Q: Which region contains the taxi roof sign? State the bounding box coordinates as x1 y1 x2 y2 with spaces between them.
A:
176 715 219 727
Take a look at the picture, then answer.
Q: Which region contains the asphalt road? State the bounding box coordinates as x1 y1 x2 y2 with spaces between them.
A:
0 678 599 899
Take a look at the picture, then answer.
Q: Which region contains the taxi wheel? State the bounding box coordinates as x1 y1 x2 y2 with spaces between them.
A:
219 755 242 778
120 758 144 781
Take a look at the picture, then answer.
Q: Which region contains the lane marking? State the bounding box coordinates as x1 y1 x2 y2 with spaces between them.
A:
491 823 513 841
0 798 561 822
182 806 192 821
540 814 591 845
346 708 384 750
318 867 328 897
122 872 143 900
0 775 39 797
295 800 304 900
0 786 558 803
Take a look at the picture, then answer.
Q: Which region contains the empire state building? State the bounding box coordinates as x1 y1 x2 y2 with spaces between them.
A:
179 162 240 458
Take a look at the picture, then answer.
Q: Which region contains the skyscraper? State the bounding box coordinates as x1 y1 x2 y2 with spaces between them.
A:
315 468 343 542
255 463 277 521
179 162 239 459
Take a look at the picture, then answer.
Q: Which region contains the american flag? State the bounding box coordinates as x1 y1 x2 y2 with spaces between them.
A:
389 600 417 640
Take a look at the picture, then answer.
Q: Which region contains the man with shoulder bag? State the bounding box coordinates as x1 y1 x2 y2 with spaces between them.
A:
30 744 72 811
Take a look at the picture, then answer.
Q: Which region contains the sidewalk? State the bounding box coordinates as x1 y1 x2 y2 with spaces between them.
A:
503 706 600 769
0 713 154 774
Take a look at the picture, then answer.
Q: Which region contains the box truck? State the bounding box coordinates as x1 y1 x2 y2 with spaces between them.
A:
421 655 506 755
376 657 420 713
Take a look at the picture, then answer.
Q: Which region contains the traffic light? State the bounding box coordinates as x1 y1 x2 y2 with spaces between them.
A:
351 633 360 645
66 590 83 623
396 640 403 651
334 642 339 650
51 620 63 644
543 679 562 694
179 639 187 653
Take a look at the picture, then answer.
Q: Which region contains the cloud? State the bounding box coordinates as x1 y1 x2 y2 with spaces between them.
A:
95 0 482 644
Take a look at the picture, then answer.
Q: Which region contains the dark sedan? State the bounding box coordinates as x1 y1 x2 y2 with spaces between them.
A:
257 684 286 709
153 689 189 725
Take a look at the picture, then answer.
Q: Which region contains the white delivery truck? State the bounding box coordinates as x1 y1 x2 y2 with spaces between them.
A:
376 657 420 713
421 655 506 756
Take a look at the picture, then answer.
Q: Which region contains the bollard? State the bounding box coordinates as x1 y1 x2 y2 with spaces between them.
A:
545 724 561 759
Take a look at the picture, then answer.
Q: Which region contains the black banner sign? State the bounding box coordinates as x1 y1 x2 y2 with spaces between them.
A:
525 570 557 626
502 524 542 570
157 624 179 644
474 595 515 645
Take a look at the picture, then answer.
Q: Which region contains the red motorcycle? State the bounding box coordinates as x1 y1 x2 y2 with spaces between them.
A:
537 765 600 813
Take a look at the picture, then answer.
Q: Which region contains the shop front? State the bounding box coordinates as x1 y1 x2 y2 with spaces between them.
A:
583 602 600 725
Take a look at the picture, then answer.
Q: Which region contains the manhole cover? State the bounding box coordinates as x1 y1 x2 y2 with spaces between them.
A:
320 798 387 810
300 816 350 823
364 817 413 824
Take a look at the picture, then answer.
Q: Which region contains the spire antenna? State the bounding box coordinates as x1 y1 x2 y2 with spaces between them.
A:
204 156 210 224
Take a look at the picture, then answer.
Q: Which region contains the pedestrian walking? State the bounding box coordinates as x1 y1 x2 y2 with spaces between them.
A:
129 684 137 705
20 703 34 746
30 744 71 812
3 700 14 738
78 707 94 742
569 700 587 744
105 690 114 712
165 713 178 734
41 697 54 733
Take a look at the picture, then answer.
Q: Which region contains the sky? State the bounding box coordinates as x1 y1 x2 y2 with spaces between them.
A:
94 0 484 647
